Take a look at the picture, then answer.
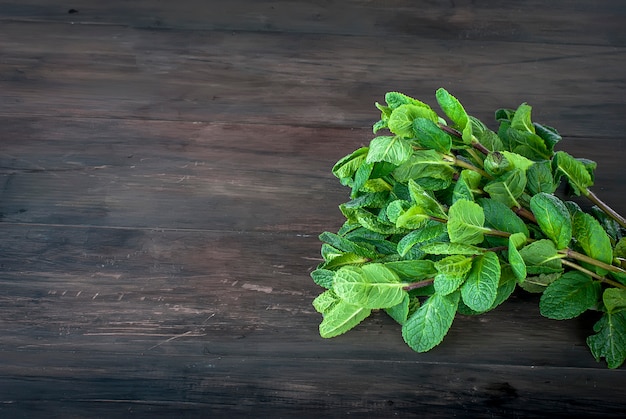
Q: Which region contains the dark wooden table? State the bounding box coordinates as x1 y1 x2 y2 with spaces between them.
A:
1 1 625 417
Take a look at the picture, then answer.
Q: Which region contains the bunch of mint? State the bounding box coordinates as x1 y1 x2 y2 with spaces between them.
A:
311 88 626 368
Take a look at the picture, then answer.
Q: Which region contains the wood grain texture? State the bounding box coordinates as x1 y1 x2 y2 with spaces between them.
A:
1 1 625 417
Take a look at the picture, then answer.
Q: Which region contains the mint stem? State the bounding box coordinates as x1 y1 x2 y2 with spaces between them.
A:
559 248 626 276
403 278 434 291
585 188 626 228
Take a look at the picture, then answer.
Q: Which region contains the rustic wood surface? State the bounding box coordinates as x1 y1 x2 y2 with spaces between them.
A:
1 1 625 417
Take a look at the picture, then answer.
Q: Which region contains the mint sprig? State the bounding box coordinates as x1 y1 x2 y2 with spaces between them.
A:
311 88 626 368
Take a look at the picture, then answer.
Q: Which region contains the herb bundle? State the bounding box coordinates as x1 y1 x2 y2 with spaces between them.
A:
311 88 626 368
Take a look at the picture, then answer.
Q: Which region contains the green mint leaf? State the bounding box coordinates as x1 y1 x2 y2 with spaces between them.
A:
435 88 469 131
313 289 340 314
396 205 431 229
530 192 572 249
385 293 410 325
518 239 563 272
386 199 411 224
388 104 439 138
310 268 336 289
483 151 533 177
471 116 503 152
603 288 626 313
408 179 448 219
319 300 372 338
460 252 501 312
508 129 552 160
434 255 473 295
421 241 486 256
385 92 431 110
510 103 535 134
354 208 403 235
332 147 369 183
383 260 437 281
412 118 452 154
333 265 407 309
526 160 556 194
452 169 482 203
533 122 561 152
319 232 379 260
586 311 626 369
572 211 614 272
480 198 529 237
483 169 526 208
396 221 448 257
539 271 600 320
508 232 528 282
366 136 412 166
402 291 460 352
321 252 371 270
519 272 562 293
552 151 593 196
447 199 487 245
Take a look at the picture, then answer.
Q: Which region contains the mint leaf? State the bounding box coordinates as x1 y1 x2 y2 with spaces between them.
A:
435 88 469 132
366 136 412 165
553 151 593 196
587 311 626 369
527 160 556 194
447 199 487 245
508 232 528 282
510 103 535 134
385 294 410 325
421 242 486 256
434 255 473 295
402 291 460 352
413 118 452 154
313 289 340 314
603 288 626 313
539 271 600 320
460 252 501 312
452 169 482 203
518 239 563 273
385 91 431 110
333 265 407 309
480 198 529 236
572 211 613 271
384 260 437 281
319 300 372 338
388 104 439 138
408 179 448 219
530 192 572 249
396 221 448 257
483 169 526 208
310 268 335 289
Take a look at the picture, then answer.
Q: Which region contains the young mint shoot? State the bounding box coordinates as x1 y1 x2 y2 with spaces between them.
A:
311 88 626 368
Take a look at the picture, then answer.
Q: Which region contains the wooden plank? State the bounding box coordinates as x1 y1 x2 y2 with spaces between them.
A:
0 0 624 46
1 22 626 138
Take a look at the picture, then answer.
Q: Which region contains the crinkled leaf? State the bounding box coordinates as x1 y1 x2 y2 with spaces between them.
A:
313 289 340 314
447 199 487 245
421 241 486 256
333 264 407 309
527 160 556 194
552 151 593 196
603 288 626 313
319 300 372 338
483 169 526 208
460 252 501 312
388 104 439 138
508 129 552 160
385 91 431 110
530 192 572 249
518 239 563 271
434 255 473 295
319 232 379 260
397 221 448 257
310 268 336 289
366 136 413 166
587 311 626 369
539 271 600 320
402 291 460 352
